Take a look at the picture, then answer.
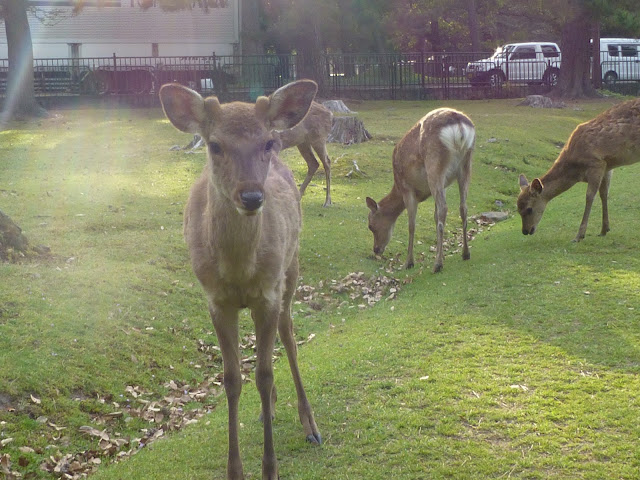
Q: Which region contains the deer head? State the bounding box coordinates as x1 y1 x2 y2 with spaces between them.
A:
517 174 548 235
159 80 318 216
366 196 396 255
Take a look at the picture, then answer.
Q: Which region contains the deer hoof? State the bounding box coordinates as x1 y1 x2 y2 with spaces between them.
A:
405 260 414 269
432 263 443 273
306 432 322 445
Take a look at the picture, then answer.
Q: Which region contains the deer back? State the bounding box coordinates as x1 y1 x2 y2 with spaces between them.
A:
278 101 332 150
392 108 475 199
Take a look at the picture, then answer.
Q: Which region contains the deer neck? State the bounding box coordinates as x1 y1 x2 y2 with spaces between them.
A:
206 183 262 265
539 150 580 201
379 185 406 220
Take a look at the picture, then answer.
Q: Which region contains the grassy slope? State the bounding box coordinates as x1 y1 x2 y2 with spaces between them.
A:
1 97 639 479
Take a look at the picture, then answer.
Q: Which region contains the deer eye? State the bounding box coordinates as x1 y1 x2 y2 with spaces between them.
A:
525 207 533 215
208 142 222 155
265 140 275 152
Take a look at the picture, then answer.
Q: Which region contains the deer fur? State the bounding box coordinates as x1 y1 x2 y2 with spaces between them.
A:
366 108 475 273
518 97 640 242
278 101 333 206
159 80 321 480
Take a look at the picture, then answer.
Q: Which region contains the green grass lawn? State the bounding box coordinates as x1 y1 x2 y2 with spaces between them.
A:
1 95 639 479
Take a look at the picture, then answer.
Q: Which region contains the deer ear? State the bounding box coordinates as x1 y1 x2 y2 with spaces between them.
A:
531 178 544 194
159 83 206 134
519 174 529 190
262 79 318 130
366 197 378 212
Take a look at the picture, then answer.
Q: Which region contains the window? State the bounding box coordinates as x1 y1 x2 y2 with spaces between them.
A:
541 45 559 58
510 47 536 60
621 45 638 57
607 45 619 57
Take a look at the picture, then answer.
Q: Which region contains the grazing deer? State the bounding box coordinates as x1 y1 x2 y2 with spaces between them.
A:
518 97 640 242
366 108 475 273
159 80 321 480
278 101 333 206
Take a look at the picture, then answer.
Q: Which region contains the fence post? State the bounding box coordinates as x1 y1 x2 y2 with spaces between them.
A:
420 51 425 97
112 53 117 94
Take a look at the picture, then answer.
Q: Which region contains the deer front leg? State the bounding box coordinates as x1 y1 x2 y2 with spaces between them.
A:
297 143 319 197
404 191 418 269
432 188 448 273
598 170 612 236
210 305 244 480
278 258 321 444
252 302 281 480
575 172 604 242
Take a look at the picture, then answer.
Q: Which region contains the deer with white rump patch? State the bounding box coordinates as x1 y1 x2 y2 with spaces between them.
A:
518 97 640 242
366 108 475 273
278 101 333 206
159 80 321 480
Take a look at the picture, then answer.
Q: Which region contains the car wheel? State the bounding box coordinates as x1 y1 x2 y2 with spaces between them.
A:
489 71 504 88
543 68 560 87
603 72 618 86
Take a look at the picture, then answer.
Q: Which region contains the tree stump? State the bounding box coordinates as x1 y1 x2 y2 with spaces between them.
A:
0 210 49 262
322 100 354 114
327 115 372 144
518 95 566 109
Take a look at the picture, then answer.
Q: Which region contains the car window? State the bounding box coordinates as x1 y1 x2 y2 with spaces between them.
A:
621 45 638 57
541 45 559 58
510 47 537 60
607 45 619 57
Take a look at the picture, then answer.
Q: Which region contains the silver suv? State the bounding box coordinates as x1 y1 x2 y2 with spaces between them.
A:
467 42 561 87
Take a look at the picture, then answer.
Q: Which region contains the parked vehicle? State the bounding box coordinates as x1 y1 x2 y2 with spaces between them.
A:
466 42 561 87
598 38 640 85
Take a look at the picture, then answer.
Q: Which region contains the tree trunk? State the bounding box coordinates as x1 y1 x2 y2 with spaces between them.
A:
554 10 596 98
1 0 47 122
240 0 263 55
466 0 480 52
591 22 602 90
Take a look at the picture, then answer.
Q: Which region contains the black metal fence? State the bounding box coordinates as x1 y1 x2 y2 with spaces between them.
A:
0 51 638 103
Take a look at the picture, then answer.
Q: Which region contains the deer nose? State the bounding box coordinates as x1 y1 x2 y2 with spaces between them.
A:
240 191 264 211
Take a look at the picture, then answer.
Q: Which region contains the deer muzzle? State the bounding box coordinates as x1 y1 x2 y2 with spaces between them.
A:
235 188 265 216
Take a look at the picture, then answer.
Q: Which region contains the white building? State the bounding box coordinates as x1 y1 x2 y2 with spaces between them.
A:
0 0 240 59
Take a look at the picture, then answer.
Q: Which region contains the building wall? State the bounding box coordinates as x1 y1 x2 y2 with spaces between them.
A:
0 3 239 59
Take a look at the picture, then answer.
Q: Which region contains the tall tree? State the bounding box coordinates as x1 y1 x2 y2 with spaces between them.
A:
551 0 640 98
0 0 47 123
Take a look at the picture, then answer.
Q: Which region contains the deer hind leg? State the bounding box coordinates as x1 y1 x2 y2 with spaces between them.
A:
297 142 319 197
252 299 282 480
575 168 605 242
598 170 612 236
312 141 332 207
404 191 418 269
458 152 472 261
210 305 244 480
431 186 448 273
278 256 321 444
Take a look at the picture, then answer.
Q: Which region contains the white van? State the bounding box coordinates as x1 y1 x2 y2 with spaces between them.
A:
599 38 640 85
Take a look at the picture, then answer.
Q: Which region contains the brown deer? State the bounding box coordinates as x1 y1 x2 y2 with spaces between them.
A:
278 101 333 206
159 80 321 480
518 97 640 242
366 108 475 273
